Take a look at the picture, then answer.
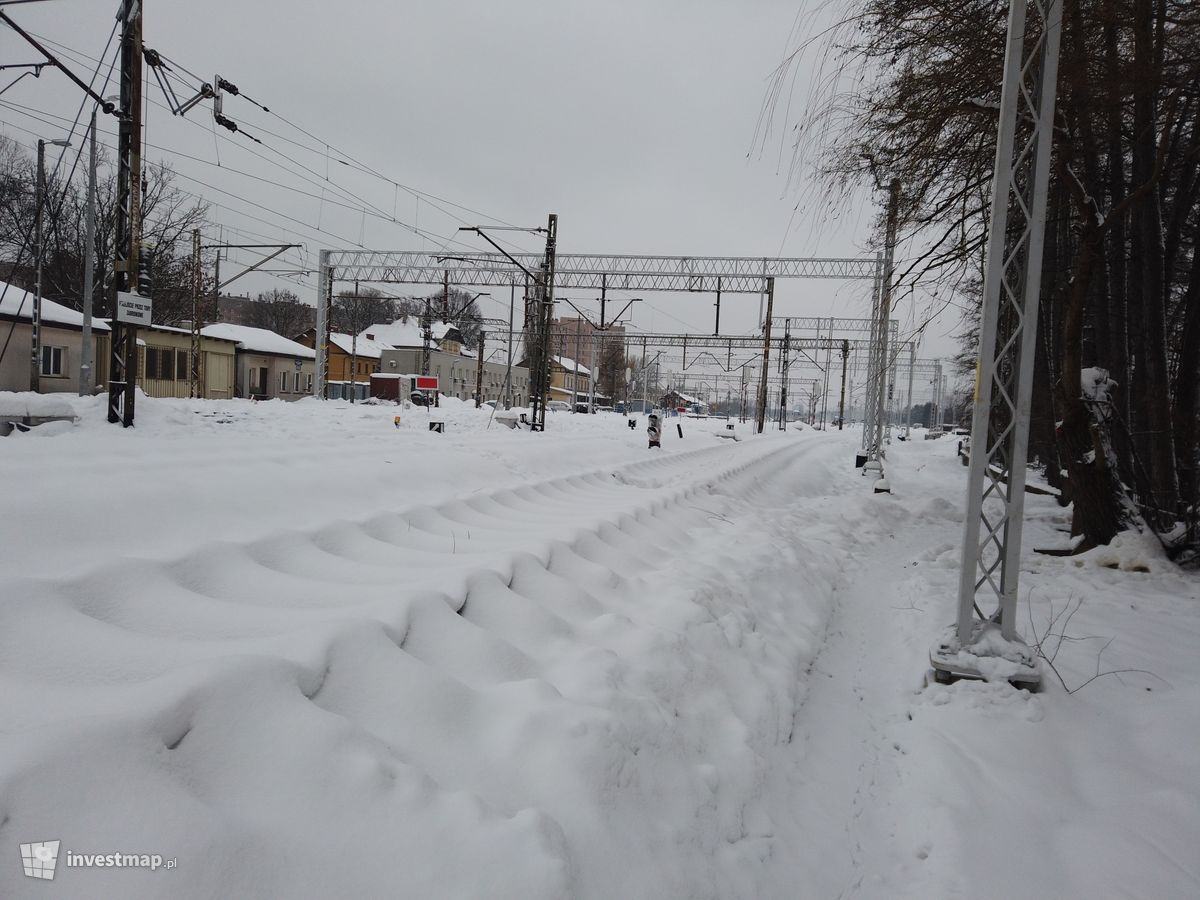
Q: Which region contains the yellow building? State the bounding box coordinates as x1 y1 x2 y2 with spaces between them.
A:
137 324 238 399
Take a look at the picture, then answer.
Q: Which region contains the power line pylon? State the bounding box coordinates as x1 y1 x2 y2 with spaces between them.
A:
931 0 1062 688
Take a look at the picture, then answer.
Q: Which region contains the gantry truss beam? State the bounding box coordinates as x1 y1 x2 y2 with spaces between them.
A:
616 330 896 352
321 251 879 293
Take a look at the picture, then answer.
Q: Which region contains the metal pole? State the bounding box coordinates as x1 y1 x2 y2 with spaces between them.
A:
714 277 721 335
589 329 597 412
314 249 330 397
505 282 514 408
778 318 790 430
79 110 97 395
188 228 201 397
442 269 449 321
475 329 485 407
905 341 915 439
821 319 832 428
420 298 432 377
599 276 607 330
838 340 849 430
31 138 45 393
573 317 581 410
107 0 143 426
869 180 900 460
937 0 1062 683
642 338 649 413
755 277 774 433
349 281 358 403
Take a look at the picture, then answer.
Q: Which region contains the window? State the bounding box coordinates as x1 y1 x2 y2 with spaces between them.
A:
144 346 182 380
306 373 313 393
40 345 65 377
294 371 303 393
279 371 288 393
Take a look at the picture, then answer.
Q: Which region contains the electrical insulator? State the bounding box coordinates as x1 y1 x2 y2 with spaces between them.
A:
137 244 154 297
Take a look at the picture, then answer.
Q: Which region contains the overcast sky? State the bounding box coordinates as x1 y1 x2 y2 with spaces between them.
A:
1 0 962 379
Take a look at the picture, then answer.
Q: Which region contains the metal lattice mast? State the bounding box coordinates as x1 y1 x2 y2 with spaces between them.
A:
189 229 202 398
905 342 916 440
106 0 143 426
314 250 331 397
933 0 1062 685
860 260 883 454
871 182 900 460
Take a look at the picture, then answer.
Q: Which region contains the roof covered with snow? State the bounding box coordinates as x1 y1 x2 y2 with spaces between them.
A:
201 323 315 358
360 319 457 350
664 389 703 405
329 332 389 359
0 281 110 331
553 355 590 375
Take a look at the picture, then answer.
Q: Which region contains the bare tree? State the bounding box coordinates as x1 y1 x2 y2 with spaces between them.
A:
247 288 311 337
763 0 1200 557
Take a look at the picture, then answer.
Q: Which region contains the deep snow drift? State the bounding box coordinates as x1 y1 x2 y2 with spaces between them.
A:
0 395 1196 899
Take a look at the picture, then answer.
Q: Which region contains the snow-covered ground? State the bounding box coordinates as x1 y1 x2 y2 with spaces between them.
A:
1 395 1197 899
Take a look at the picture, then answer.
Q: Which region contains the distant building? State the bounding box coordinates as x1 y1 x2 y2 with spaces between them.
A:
0 280 110 394
660 389 708 415
359 318 529 405
202 323 315 401
295 329 391 400
550 316 625 371
137 323 238 399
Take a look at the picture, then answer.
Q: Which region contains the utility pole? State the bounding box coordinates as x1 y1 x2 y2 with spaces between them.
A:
348 282 360 402
589 330 598 412
504 282 515 408
107 0 143 426
713 277 722 335
573 317 582 410
821 318 833 428
475 330 485 408
314 249 331 397
905 341 915 439
189 228 201 397
755 278 774 434
528 213 557 432
867 180 900 463
838 340 849 430
778 318 790 430
442 270 450 321
78 109 96 395
32 138 66 392
420 297 432 377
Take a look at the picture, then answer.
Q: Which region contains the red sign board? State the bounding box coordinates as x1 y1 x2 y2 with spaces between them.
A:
415 376 438 390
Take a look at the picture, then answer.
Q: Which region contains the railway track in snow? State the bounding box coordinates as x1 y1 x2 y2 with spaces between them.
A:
0 432 856 900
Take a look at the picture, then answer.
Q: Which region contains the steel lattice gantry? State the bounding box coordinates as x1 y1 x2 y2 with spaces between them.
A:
930 0 1062 689
314 250 890 435
317 252 879 293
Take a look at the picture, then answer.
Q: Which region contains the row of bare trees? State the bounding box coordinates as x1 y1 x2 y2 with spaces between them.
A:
0 136 208 326
766 0 1199 558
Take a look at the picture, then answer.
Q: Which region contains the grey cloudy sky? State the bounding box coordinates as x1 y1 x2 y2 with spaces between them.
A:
2 0 961 375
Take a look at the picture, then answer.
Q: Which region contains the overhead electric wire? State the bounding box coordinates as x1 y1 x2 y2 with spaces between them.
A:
0 10 118 369
24 30 542 258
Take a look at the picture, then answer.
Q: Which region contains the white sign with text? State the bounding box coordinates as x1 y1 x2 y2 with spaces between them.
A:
115 291 153 326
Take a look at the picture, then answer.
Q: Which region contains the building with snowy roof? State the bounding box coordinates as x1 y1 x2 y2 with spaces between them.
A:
202 323 315 401
0 280 109 394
